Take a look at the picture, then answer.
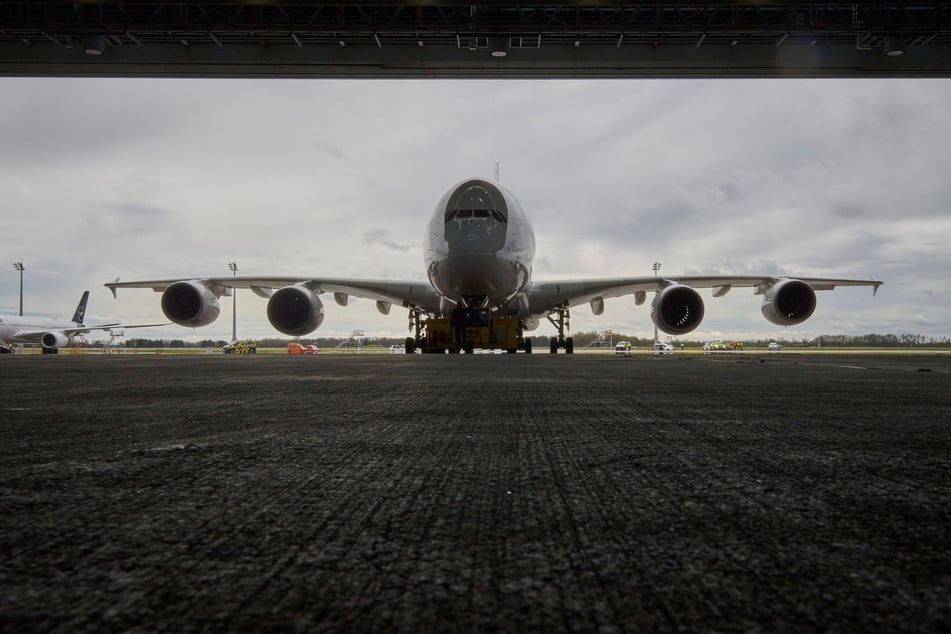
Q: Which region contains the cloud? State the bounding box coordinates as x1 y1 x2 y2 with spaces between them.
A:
363 229 412 252
1 77 948 340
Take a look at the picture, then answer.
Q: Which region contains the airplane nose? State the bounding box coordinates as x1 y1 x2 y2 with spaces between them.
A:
460 231 487 253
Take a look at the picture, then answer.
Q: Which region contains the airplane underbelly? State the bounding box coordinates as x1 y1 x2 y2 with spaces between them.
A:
428 254 528 307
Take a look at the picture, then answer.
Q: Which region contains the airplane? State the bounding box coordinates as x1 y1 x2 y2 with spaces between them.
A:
105 177 883 354
0 291 165 354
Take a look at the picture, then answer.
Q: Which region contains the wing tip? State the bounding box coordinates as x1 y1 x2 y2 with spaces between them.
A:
105 278 120 298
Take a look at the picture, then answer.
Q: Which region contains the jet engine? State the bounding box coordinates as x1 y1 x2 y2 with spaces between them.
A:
161 280 221 327
651 284 705 335
266 284 325 336
41 331 68 350
761 279 817 326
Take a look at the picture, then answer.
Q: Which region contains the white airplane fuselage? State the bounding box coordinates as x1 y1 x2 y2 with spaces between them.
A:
0 316 79 348
424 178 535 312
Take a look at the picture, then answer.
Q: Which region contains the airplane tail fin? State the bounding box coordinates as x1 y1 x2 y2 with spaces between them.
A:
71 291 90 324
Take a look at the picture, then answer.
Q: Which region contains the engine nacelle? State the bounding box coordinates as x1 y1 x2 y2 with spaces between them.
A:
651 284 705 335
761 279 817 326
41 331 68 350
266 284 325 336
161 280 221 327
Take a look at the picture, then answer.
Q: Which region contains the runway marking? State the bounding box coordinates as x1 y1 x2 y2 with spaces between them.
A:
797 362 868 370
144 443 204 453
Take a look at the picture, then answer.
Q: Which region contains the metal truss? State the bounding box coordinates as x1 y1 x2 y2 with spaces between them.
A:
2 2 950 78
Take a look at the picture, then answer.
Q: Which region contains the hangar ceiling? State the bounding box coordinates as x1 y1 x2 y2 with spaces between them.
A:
2 2 951 79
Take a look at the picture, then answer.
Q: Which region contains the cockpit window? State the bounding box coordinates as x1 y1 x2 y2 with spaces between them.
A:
444 181 509 225
445 208 502 222
442 180 510 254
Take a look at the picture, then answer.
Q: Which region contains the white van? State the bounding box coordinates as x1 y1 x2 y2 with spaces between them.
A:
653 342 674 354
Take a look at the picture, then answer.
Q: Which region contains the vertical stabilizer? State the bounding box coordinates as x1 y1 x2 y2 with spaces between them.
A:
71 291 90 324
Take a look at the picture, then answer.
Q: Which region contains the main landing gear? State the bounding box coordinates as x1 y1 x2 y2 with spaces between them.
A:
547 306 574 354
517 320 532 354
405 307 424 354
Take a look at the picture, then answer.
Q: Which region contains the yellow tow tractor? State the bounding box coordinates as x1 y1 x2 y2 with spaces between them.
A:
405 308 529 354
223 339 257 354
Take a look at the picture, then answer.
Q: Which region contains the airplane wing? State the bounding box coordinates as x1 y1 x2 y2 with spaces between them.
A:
3 330 49 344
11 323 165 339
527 275 883 315
63 323 121 336
69 323 169 334
106 277 444 314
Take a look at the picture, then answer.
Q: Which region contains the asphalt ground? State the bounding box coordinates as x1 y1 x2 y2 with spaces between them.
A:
1 352 948 632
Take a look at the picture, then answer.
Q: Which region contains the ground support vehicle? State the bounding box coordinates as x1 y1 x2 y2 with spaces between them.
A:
405 309 530 354
287 342 319 355
223 340 257 354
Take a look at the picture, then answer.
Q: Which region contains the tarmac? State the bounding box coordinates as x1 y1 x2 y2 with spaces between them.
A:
1 352 948 632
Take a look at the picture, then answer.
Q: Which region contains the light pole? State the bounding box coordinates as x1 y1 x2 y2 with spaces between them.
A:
652 261 661 342
228 261 238 342
13 260 24 316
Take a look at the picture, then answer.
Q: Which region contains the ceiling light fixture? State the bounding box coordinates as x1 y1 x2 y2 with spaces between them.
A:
884 36 905 56
490 38 508 58
83 35 105 55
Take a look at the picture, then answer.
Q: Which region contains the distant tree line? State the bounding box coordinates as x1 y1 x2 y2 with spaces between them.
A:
569 331 951 348
70 331 951 349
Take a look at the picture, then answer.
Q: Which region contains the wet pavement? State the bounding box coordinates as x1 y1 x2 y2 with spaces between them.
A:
1 352 948 631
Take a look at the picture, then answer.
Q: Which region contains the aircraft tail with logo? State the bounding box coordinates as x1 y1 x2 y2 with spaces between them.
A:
70 291 90 324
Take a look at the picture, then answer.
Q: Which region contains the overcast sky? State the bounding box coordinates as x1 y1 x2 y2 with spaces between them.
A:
1 77 949 342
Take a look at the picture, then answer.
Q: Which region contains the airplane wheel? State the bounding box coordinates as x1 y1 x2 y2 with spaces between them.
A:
565 337 574 354
404 337 415 354
524 339 532 354
549 337 558 354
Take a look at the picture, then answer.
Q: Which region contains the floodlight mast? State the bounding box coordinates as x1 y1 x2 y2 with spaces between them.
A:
652 261 661 342
13 260 24 316
228 261 238 341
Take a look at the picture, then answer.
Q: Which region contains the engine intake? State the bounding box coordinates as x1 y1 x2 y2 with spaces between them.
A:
161 280 221 327
761 279 817 326
651 284 705 335
267 284 325 336
41 331 68 350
